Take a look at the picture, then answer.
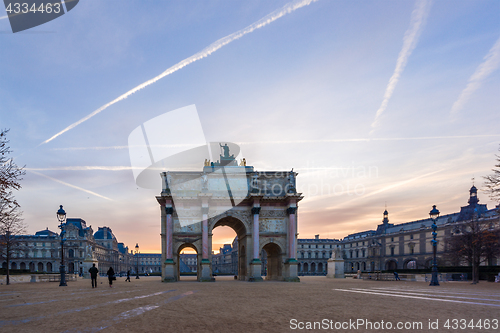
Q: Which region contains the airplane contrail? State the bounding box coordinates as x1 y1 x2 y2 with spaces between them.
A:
31 170 114 201
370 0 431 131
451 35 500 116
39 0 319 146
27 166 136 171
0 15 7 20
48 133 500 151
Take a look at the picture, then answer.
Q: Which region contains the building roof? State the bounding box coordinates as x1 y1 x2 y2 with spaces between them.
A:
34 228 58 237
94 226 116 240
117 243 128 254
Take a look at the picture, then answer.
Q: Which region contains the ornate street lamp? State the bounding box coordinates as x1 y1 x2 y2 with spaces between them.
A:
135 243 140 279
429 205 440 286
57 205 67 287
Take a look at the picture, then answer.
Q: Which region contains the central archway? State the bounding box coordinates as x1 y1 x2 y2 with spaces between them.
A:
210 216 248 280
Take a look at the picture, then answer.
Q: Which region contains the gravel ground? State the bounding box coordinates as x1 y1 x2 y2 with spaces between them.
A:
1 276 499 333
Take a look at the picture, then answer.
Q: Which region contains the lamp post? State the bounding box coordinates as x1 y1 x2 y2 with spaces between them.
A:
135 243 140 279
57 205 67 287
429 205 440 286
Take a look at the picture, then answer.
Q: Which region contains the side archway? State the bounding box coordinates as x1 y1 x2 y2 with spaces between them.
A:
385 260 397 271
403 258 418 269
261 242 283 280
175 243 200 281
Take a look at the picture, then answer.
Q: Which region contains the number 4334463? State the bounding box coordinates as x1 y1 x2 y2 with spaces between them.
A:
5 2 61 14
443 319 498 330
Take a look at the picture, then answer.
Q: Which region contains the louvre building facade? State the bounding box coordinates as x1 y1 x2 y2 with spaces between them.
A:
342 186 500 273
2 219 133 275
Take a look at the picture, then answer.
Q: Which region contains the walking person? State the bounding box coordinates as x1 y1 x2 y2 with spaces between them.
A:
89 264 99 288
125 270 131 282
394 271 400 281
107 267 115 288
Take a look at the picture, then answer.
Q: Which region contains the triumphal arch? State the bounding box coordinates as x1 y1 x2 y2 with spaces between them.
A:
156 144 302 282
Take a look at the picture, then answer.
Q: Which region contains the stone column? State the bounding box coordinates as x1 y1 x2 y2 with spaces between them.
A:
287 206 297 259
283 204 300 282
160 202 166 275
200 203 212 282
163 202 176 282
249 204 263 282
202 212 208 260
165 207 173 259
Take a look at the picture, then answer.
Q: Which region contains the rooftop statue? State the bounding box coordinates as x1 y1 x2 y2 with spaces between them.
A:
220 143 231 158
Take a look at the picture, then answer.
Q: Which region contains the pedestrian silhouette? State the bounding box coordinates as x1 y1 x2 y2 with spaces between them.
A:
125 270 131 282
107 267 115 288
89 264 98 288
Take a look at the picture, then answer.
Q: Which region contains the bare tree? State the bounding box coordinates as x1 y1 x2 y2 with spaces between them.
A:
484 145 500 201
0 129 26 285
0 194 26 284
445 213 500 284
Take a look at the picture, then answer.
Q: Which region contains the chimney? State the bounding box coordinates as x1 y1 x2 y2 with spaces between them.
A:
315 234 319 240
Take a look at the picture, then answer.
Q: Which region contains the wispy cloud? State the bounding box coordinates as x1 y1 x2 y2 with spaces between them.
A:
27 166 136 171
39 0 319 146
51 144 194 151
370 0 432 131
302 168 445 207
49 134 500 151
450 35 500 116
0 15 7 20
30 170 114 201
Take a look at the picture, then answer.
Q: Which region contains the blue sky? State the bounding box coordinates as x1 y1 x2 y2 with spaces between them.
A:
1 0 499 252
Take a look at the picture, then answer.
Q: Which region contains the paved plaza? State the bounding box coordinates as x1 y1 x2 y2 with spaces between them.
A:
1 276 499 332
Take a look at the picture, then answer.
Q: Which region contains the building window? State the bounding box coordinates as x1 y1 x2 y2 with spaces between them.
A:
390 247 395 256
391 237 394 242
410 234 413 240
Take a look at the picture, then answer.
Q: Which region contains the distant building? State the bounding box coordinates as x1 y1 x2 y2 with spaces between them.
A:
2 219 133 275
180 253 197 272
342 186 500 273
297 235 340 276
134 253 161 274
212 244 235 274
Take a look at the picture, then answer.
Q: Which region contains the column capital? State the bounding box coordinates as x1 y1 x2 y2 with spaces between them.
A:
251 207 261 215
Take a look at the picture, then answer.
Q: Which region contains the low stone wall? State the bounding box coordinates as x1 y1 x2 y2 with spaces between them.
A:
0 274 78 284
358 273 469 282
